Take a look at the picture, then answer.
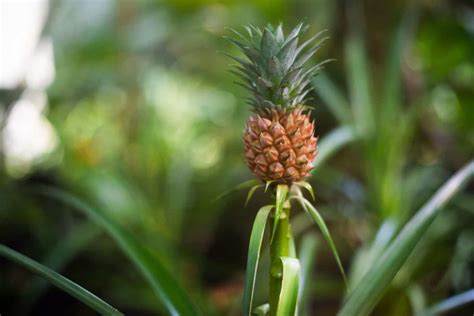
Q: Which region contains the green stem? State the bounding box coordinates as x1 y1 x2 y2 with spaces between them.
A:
269 200 292 316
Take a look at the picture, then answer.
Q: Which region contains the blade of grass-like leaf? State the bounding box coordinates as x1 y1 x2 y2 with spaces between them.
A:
312 73 352 124
295 194 347 286
246 184 264 207
243 205 273 316
345 32 374 137
420 289 474 316
382 9 417 121
213 179 261 203
271 185 289 243
25 223 101 311
276 257 300 316
338 161 474 316
347 219 397 292
298 233 319 316
314 126 358 168
0 244 122 315
40 187 201 316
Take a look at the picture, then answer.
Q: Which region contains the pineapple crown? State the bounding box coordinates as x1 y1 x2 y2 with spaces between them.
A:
226 23 329 113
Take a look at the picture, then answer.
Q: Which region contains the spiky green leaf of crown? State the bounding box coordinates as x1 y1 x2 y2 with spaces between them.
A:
226 24 328 113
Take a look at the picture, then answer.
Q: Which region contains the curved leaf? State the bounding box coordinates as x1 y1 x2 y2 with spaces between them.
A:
0 244 122 315
421 289 474 316
294 181 315 201
315 126 358 168
246 184 264 207
243 205 273 316
312 74 351 124
25 223 101 310
213 179 261 203
40 187 201 316
276 257 300 316
295 193 347 286
338 161 474 316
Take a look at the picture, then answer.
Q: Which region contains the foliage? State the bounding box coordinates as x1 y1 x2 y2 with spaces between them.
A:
1 1 473 315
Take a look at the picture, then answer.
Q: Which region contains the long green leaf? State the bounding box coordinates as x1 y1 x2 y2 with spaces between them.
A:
315 126 358 168
271 185 289 243
347 219 397 292
40 187 201 316
382 9 417 120
298 233 319 316
345 31 374 137
312 73 352 124
295 194 347 285
246 184 264 206
276 257 300 316
25 223 101 310
213 179 261 203
338 161 474 316
0 244 122 315
243 205 273 316
421 289 474 316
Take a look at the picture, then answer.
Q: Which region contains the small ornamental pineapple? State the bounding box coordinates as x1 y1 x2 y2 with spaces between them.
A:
227 24 326 184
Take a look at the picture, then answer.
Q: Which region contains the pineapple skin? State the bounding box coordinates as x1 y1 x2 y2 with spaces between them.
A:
244 108 317 183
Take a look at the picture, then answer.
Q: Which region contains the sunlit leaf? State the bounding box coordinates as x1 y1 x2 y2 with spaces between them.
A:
243 205 273 316
40 187 202 316
276 257 300 316
338 161 474 316
0 244 122 315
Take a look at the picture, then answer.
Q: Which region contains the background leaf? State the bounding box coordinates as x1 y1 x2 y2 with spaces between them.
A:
40 187 201 316
0 244 123 315
298 233 319 316
420 288 474 316
338 161 474 316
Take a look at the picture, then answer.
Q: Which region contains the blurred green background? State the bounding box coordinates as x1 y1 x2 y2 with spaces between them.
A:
0 0 473 315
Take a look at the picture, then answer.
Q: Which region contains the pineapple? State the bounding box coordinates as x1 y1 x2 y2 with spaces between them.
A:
228 24 325 184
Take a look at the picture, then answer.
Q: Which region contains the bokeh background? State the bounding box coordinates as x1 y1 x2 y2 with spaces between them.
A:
1 0 473 315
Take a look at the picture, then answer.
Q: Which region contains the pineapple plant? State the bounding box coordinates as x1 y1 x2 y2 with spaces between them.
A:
226 24 346 316
228 24 322 184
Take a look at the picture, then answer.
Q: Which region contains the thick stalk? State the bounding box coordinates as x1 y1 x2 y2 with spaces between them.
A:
269 200 292 316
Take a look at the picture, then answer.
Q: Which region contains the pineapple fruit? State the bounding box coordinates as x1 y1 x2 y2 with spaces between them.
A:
228 24 325 184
